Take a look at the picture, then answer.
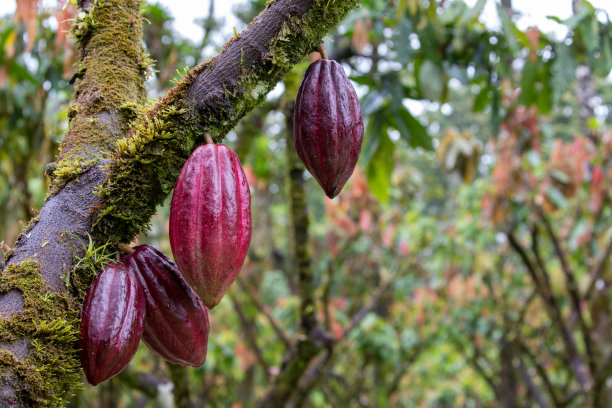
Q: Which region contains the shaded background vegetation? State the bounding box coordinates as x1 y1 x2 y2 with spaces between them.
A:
1 0 612 406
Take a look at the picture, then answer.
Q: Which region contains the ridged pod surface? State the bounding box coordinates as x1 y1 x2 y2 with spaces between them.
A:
80 262 145 386
126 245 210 367
294 58 364 198
169 144 252 308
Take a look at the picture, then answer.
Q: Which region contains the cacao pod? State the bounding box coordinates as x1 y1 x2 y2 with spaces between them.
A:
126 245 209 367
169 143 252 308
80 261 145 386
294 58 364 198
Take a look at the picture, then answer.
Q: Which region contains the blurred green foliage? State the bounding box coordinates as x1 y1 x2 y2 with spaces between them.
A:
2 0 612 407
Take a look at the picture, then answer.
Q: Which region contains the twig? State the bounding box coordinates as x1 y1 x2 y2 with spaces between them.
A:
536 210 595 381
237 277 291 349
342 278 390 339
518 340 563 406
201 0 215 46
509 229 591 397
166 362 193 408
517 357 548 408
229 292 271 380
204 132 213 144
115 367 164 399
585 230 612 298
317 43 328 59
119 243 134 254
321 264 333 332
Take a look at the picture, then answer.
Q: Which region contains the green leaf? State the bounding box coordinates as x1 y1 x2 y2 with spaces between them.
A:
382 72 405 106
473 86 491 112
551 169 570 184
519 60 539 106
596 30 612 76
361 91 385 116
537 73 553 115
546 185 568 210
7 60 39 85
551 43 576 103
396 106 433 150
497 4 519 54
563 5 590 29
439 1 466 25
251 136 272 180
361 108 386 166
546 15 564 24
366 130 394 203
350 75 377 87
418 59 444 101
569 218 589 252
461 0 487 25
578 13 599 54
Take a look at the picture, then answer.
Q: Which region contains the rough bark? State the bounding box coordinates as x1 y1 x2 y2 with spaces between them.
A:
0 0 360 405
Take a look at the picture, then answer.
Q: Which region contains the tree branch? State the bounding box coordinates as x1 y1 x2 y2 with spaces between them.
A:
517 356 548 408
508 229 591 398
229 292 272 380
236 277 292 349
585 230 612 299
536 211 595 385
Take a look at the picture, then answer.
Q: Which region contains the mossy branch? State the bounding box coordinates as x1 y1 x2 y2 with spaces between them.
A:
92 0 361 242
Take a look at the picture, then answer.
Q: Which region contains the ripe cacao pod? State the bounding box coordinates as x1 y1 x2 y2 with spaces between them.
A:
125 245 209 367
294 58 364 198
169 143 252 308
80 261 146 386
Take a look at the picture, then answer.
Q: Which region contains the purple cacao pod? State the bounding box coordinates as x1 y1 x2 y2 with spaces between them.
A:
294 58 364 198
169 143 252 309
126 245 210 367
80 262 145 386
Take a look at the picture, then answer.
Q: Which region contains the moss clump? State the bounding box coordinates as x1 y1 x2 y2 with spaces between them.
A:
63 234 115 304
0 261 81 407
92 100 202 243
48 156 99 195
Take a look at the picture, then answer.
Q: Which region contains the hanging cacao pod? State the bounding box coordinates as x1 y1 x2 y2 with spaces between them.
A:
80 262 146 386
125 244 209 367
169 143 252 309
294 58 364 198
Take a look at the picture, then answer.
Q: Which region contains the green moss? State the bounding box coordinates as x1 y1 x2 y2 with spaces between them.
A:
92 100 202 242
0 261 81 407
48 156 99 194
64 234 115 304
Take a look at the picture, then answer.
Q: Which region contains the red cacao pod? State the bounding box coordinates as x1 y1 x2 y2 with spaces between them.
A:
294 58 364 198
169 143 252 308
126 245 209 367
80 262 145 386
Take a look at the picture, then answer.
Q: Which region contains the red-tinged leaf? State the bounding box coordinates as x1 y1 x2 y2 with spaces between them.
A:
590 165 604 214
15 0 40 52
